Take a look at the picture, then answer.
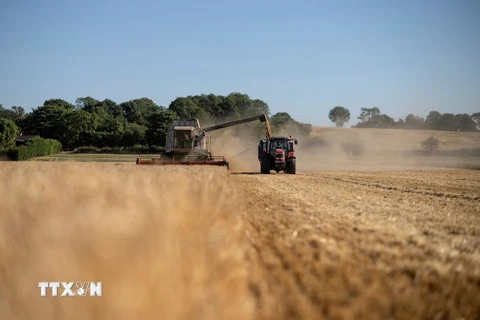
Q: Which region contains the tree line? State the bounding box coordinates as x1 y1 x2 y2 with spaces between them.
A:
329 106 479 131
0 93 311 151
3 96 477 153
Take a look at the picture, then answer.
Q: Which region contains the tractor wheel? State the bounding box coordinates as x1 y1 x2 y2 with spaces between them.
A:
286 159 296 174
260 159 270 174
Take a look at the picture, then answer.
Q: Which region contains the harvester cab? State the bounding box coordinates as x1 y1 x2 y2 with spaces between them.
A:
136 113 272 168
165 118 205 155
258 136 298 174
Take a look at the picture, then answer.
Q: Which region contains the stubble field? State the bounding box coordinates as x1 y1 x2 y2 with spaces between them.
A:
0 160 479 319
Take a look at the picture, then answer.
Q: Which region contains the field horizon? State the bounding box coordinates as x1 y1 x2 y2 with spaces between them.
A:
309 126 480 151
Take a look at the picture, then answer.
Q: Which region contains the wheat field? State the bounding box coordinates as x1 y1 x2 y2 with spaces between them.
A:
0 163 254 320
1 162 479 320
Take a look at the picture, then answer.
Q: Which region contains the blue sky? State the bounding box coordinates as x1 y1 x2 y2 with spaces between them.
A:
1 0 479 126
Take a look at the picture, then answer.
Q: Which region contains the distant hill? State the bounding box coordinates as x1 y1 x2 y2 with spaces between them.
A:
289 127 480 170
309 127 480 152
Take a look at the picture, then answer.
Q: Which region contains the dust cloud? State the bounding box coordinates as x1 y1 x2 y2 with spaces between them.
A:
207 128 261 172
208 122 480 172
296 127 480 171
206 121 480 172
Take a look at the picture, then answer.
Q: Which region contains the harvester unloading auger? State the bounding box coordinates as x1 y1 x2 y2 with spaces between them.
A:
136 114 272 168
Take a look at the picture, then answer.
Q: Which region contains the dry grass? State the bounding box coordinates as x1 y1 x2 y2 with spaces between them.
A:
0 163 253 320
311 127 480 152
292 127 480 171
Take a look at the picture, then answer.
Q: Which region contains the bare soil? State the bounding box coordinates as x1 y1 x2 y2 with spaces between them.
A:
0 163 479 319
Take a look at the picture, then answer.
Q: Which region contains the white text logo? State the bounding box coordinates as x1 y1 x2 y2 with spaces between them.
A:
38 282 102 297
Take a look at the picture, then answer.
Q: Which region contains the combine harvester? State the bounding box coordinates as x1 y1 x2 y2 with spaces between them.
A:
136 114 272 169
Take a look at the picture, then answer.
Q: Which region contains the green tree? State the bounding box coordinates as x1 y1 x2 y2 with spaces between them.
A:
220 93 270 118
101 99 123 118
270 112 293 128
472 112 480 130
168 97 207 121
0 105 26 125
394 118 405 128
20 105 72 145
249 99 270 117
191 94 224 118
75 97 100 112
372 114 395 128
168 93 271 125
122 122 147 146
76 97 123 119
145 110 178 146
328 106 350 127
215 94 240 119
270 112 311 136
0 118 20 151
405 114 425 130
357 107 380 123
438 113 457 131
11 106 25 121
95 115 125 147
354 107 396 128
421 136 440 153
121 98 161 125
167 93 271 127
426 111 442 130
455 113 477 132
64 110 101 148
43 99 75 110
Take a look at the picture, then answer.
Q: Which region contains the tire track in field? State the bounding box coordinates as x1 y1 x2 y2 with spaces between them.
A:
236 174 403 319
232 170 480 320
241 188 322 319
318 174 480 201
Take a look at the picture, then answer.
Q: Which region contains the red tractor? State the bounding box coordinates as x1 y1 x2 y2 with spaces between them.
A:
258 136 298 174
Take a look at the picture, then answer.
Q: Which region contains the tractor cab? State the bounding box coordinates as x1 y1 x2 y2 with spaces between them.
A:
259 136 298 159
270 140 288 154
269 137 297 153
258 136 298 174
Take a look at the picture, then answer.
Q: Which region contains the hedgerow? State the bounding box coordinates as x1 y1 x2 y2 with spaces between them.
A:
7 138 62 161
